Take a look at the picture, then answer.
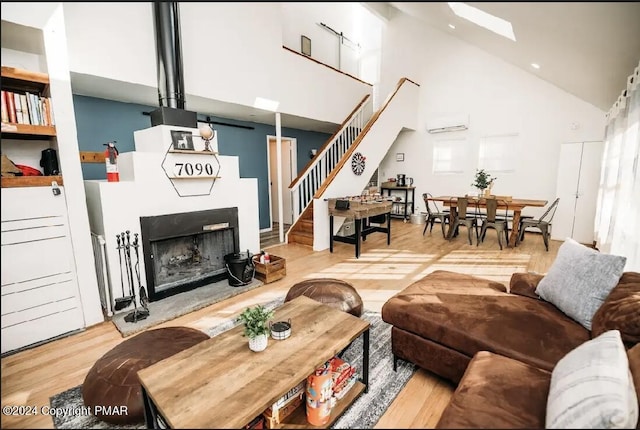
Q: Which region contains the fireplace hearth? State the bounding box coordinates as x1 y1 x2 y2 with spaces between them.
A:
140 207 239 301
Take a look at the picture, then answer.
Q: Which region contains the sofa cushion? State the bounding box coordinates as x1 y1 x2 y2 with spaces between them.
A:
381 270 590 372
509 272 544 299
546 330 639 429
535 238 627 330
436 351 550 429
591 272 640 346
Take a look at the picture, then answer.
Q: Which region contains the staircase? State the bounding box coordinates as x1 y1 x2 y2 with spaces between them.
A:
287 203 314 246
287 78 420 249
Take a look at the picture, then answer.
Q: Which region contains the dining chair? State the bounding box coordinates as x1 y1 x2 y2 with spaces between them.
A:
449 197 480 245
516 197 560 251
478 198 509 250
422 193 449 238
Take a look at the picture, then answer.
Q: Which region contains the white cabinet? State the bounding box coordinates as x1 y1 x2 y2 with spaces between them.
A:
553 141 604 244
1 186 85 353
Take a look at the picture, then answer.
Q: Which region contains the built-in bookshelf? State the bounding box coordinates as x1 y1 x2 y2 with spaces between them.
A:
1 66 61 188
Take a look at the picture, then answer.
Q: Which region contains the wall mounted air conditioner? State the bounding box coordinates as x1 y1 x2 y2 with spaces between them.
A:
426 114 469 133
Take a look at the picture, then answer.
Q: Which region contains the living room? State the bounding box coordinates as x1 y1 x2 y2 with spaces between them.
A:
1 2 639 429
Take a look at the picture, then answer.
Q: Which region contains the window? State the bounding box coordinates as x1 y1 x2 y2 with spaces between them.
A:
478 133 518 173
433 137 467 174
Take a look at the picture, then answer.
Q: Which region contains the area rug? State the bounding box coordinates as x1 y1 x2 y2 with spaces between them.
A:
112 277 263 337
50 309 416 429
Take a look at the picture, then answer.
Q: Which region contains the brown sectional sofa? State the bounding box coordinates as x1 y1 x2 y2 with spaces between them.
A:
381 270 640 428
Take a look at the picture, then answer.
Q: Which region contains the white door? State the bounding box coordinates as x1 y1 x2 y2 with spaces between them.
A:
268 137 296 226
554 141 604 243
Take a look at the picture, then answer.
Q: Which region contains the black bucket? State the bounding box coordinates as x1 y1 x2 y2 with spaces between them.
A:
224 251 255 287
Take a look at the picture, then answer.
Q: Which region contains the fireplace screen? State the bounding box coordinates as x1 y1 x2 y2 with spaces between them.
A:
140 207 240 301
150 228 234 294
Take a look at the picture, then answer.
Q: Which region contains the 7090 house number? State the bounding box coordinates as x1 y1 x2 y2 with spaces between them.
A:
173 162 215 177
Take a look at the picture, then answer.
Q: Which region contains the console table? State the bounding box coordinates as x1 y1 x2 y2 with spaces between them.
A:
137 296 370 429
327 199 392 259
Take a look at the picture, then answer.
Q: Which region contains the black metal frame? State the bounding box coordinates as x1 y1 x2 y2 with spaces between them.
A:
139 207 240 301
330 212 391 258
423 193 450 238
478 198 510 250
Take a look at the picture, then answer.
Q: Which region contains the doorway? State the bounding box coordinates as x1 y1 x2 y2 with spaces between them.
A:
267 136 297 229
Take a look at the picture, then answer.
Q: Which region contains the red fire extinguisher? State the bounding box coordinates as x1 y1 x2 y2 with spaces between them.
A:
104 141 119 182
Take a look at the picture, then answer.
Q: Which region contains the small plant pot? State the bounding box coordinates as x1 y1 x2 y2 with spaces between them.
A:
248 333 268 352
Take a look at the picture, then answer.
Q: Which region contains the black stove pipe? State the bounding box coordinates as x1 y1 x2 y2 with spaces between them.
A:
154 2 185 109
150 2 196 127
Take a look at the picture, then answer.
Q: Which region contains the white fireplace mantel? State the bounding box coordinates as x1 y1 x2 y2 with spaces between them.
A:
84 125 259 314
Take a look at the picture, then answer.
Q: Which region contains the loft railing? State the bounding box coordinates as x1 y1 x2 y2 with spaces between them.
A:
289 95 373 220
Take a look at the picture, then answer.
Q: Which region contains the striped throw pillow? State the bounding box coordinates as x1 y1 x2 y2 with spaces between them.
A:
546 330 639 429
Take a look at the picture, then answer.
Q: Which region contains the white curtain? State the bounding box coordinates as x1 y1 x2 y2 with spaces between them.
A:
594 61 640 271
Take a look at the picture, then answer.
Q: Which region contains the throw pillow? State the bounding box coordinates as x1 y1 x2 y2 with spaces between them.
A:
591 272 640 345
546 330 639 429
535 238 626 330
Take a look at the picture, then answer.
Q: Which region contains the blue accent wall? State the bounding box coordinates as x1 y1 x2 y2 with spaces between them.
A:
72 95 331 229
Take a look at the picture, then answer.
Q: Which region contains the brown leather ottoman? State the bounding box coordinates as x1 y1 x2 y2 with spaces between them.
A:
82 326 209 424
285 278 363 317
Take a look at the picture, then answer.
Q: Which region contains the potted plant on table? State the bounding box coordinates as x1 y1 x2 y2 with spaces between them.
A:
239 305 275 352
471 169 496 197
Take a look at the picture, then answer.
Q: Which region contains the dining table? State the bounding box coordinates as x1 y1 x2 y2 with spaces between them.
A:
428 195 548 247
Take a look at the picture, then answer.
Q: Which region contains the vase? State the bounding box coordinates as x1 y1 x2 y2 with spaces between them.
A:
248 333 268 352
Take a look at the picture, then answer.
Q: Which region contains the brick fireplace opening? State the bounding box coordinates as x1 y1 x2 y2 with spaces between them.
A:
140 207 239 301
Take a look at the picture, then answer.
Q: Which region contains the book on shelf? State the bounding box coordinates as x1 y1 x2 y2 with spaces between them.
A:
19 94 29 125
1 90 8 123
13 93 23 124
6 91 17 123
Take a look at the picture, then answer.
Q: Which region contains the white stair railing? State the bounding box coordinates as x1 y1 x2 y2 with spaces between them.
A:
291 96 373 220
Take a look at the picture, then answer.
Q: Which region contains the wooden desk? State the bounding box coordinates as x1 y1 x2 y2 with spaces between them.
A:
328 199 392 258
428 196 547 247
137 295 370 429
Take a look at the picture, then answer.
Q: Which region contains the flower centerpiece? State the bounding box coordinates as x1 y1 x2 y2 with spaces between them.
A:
471 169 496 197
239 305 275 352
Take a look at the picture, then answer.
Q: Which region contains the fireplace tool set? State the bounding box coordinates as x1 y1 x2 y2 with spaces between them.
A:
115 230 150 323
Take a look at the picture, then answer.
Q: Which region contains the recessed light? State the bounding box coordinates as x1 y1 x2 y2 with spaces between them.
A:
448 24 456 29
531 63 540 69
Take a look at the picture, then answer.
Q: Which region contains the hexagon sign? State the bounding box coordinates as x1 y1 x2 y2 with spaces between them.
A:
161 148 221 197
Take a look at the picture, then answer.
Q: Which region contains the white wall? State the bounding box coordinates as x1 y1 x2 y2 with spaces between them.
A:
61 2 373 126
280 3 382 78
378 13 606 219
64 2 157 88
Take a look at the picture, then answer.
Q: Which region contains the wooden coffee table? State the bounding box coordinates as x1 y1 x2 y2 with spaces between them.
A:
137 295 371 429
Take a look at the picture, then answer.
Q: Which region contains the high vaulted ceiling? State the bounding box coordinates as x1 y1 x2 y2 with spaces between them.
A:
386 2 640 111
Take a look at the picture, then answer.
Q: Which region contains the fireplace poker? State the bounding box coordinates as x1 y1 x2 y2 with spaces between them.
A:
114 234 133 311
125 230 136 299
132 233 149 312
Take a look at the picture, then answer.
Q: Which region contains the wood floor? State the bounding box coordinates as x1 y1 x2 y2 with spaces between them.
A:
0 220 560 429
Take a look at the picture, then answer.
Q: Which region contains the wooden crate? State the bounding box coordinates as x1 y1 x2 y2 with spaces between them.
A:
253 254 286 283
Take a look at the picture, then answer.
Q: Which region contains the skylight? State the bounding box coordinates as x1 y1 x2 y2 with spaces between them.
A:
447 2 516 42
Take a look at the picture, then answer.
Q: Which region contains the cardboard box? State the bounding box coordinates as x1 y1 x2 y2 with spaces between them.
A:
253 254 286 284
